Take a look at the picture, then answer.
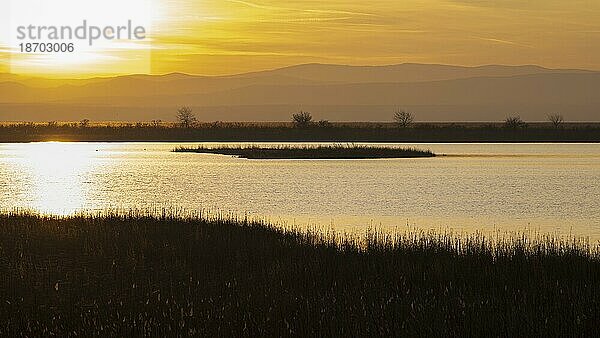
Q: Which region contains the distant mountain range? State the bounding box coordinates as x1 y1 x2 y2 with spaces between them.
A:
0 63 598 122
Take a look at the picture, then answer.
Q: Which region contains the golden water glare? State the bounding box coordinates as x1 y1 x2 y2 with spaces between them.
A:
2 142 599 242
20 142 96 215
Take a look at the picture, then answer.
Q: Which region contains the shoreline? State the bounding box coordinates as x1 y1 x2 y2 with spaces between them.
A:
1 123 600 143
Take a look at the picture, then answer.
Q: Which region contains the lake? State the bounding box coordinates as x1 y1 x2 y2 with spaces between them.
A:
1 142 599 241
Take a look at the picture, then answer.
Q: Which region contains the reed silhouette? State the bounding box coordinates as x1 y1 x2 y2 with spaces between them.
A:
173 144 435 159
0 212 598 336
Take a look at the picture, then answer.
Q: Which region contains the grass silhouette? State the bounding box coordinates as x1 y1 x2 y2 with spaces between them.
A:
173 144 435 159
0 212 598 335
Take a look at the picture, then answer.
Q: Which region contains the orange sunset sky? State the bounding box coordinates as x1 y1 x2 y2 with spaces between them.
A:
1 0 599 77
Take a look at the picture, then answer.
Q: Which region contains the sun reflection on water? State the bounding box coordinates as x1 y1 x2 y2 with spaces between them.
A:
20 142 97 215
0 142 598 240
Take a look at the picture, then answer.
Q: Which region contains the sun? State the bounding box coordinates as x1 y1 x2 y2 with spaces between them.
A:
4 0 162 77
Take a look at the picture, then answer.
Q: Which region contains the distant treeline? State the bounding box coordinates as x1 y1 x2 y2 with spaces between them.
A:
1 122 600 142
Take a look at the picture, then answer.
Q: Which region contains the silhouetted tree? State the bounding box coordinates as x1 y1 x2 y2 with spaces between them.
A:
317 119 332 128
548 114 564 128
292 111 313 128
176 107 197 128
394 110 414 128
504 115 527 129
79 119 90 127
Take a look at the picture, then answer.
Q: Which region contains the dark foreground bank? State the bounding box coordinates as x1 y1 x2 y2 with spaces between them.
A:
1 122 600 142
173 145 435 159
1 213 599 336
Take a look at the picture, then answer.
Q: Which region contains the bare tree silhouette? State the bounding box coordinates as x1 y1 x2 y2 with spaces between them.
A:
292 111 313 128
394 110 414 128
176 107 197 128
548 114 565 128
504 115 527 129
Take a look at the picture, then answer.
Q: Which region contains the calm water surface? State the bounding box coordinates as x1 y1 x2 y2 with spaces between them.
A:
1 142 599 240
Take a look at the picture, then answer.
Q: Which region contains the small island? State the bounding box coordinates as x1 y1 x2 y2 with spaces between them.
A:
173 144 435 159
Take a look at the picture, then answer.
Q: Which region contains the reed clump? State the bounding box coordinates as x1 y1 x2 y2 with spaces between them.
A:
173 144 435 159
0 211 598 336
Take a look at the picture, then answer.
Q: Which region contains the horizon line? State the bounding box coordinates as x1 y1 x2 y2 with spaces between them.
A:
2 62 598 81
